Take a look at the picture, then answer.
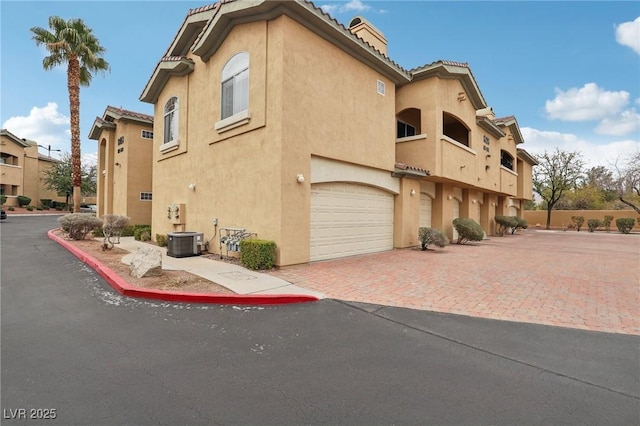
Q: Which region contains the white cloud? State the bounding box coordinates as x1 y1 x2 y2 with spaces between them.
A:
545 83 629 121
615 16 640 54
2 103 70 154
521 127 640 169
595 108 640 136
320 0 385 15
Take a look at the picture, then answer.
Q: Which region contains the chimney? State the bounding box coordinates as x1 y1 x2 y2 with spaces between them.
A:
348 16 388 55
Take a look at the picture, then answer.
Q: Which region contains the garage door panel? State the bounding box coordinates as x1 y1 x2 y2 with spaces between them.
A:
310 183 394 261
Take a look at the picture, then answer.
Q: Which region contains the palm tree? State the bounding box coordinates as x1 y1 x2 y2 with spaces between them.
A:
31 17 109 212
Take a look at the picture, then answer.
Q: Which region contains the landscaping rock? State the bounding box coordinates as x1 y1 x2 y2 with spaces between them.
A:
129 246 163 278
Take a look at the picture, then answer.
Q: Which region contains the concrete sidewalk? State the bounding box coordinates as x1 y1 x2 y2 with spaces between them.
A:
117 237 324 299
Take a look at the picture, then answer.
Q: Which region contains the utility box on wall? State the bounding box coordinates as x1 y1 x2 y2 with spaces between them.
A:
167 203 185 225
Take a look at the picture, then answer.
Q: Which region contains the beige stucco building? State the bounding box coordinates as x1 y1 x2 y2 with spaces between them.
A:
90 106 154 225
1 129 63 207
138 0 537 265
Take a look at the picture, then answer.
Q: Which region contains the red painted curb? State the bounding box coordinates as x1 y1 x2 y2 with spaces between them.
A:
47 229 319 305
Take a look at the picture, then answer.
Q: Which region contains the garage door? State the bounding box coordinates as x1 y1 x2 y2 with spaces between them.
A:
509 206 517 216
419 193 432 228
310 182 394 261
452 199 460 241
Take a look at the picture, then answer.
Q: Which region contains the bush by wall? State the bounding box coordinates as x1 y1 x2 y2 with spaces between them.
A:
40 199 52 207
239 239 276 270
134 226 152 241
616 218 636 234
603 215 613 232
418 227 448 250
452 218 484 244
58 213 103 240
102 215 131 249
571 216 585 232
495 216 517 236
156 234 168 247
587 219 601 232
26 205 35 211
17 195 31 207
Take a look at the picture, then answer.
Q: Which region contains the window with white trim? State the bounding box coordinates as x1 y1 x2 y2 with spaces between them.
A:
397 121 416 138
141 130 154 139
377 80 385 96
163 97 178 145
221 52 249 120
140 192 152 201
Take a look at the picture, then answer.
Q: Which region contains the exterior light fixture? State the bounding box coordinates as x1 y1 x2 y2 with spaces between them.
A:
188 183 196 191
296 174 305 183
410 189 416 196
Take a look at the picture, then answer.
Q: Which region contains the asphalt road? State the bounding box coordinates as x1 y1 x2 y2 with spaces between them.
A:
1 216 639 425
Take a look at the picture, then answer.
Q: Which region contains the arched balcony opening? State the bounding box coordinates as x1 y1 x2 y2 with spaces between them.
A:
443 112 470 147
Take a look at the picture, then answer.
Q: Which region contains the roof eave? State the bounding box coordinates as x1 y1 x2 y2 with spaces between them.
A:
477 117 506 138
411 63 487 109
140 58 196 104
517 148 539 165
191 0 410 84
166 7 218 57
0 129 30 147
88 118 116 140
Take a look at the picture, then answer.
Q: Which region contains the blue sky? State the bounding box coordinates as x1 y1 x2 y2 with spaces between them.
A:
1 0 639 169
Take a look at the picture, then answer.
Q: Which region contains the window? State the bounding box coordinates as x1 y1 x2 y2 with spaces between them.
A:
443 112 470 147
501 150 514 170
141 130 154 139
163 97 178 145
377 80 385 96
221 52 249 120
397 121 416 139
140 192 152 201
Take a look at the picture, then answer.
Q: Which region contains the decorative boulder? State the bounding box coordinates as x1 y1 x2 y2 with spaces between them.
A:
129 246 163 278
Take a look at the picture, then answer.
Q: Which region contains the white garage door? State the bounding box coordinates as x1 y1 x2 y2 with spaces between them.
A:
310 182 394 261
419 193 432 228
452 199 460 241
509 206 518 216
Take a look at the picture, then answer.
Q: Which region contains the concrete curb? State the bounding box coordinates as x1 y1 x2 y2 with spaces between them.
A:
48 229 319 306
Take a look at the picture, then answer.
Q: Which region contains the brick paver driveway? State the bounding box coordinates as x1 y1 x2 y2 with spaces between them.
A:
270 230 639 335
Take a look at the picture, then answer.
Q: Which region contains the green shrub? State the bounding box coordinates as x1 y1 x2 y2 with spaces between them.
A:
17 195 31 207
616 218 636 234
42 206 50 210
570 216 584 231
26 205 35 211
36 206 43 211
40 199 52 207
134 226 152 241
93 228 105 237
8 206 15 211
139 230 151 242
495 215 518 236
58 213 103 240
587 219 601 232
418 227 448 250
0 195 6 205
156 234 168 247
55 206 63 211
452 218 484 244
239 239 276 270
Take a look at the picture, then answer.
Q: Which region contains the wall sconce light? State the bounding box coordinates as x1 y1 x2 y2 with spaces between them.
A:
486 154 491 158
102 170 106 176
114 162 121 167
296 174 305 183
486 165 490 171
188 183 196 191
410 189 416 196
447 195 453 200
460 165 466 169
472 199 477 204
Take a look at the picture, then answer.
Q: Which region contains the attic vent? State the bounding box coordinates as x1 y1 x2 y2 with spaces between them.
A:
377 80 385 96
349 17 362 28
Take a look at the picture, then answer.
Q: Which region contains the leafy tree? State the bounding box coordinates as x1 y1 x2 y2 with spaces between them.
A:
31 17 109 212
42 152 96 207
418 227 448 250
532 149 585 229
614 152 640 214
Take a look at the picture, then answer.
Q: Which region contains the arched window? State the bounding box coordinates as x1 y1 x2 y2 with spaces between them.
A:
221 52 249 120
163 97 178 145
443 112 470 147
500 150 514 170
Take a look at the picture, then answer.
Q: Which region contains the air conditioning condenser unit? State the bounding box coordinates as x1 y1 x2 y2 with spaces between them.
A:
167 232 204 258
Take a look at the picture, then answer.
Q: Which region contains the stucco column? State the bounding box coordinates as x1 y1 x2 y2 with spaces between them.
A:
394 177 420 248
480 193 494 235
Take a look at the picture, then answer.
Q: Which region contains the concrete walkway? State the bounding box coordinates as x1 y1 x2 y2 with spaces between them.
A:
117 237 324 299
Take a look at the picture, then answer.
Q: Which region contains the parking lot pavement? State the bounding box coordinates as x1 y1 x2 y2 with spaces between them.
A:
270 230 640 335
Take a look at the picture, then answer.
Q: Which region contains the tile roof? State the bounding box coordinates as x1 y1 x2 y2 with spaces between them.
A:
105 106 153 122
395 162 429 176
493 115 516 125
